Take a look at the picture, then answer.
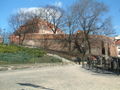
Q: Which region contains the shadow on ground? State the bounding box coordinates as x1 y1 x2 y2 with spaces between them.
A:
17 83 54 90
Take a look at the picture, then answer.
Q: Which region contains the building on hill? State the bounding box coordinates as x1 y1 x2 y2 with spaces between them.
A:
15 18 64 34
10 18 64 44
10 21 117 57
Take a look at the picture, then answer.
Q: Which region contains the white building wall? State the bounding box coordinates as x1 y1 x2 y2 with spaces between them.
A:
115 35 120 40
116 45 120 57
115 35 120 57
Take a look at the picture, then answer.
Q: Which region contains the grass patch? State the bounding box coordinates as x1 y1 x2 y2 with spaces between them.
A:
0 44 62 64
29 55 62 63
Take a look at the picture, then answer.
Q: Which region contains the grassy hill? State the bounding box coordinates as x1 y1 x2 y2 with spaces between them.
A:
0 44 62 64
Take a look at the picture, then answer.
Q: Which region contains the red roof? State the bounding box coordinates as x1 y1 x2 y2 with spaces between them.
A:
115 40 120 45
75 30 83 34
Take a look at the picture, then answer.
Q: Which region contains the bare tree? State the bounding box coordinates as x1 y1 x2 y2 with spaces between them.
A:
71 0 114 54
92 17 115 36
43 5 64 34
0 28 3 43
0 28 3 36
0 28 10 44
63 7 77 51
9 10 40 45
9 10 28 44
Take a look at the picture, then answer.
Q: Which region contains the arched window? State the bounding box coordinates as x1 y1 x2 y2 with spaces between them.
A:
102 47 105 55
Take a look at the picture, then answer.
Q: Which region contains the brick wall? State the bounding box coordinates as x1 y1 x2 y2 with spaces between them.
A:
10 33 117 57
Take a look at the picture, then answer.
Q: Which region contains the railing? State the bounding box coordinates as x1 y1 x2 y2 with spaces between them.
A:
76 55 120 75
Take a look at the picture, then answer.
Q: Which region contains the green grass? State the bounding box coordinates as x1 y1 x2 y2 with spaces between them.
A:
0 44 46 56
0 44 62 64
29 55 62 63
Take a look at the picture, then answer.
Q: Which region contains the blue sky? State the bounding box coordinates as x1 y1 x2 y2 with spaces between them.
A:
0 0 120 35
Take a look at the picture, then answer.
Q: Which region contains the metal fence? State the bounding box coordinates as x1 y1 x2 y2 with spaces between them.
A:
83 55 120 75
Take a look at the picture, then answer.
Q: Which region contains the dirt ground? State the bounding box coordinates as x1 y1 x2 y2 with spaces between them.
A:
0 64 120 90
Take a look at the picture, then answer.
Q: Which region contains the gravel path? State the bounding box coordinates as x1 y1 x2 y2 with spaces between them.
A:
0 64 120 90
47 53 73 63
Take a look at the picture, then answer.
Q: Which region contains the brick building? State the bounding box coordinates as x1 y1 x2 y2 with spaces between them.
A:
10 19 118 57
16 18 64 34
89 35 117 57
10 18 64 44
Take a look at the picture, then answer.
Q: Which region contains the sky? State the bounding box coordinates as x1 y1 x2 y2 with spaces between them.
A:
0 0 120 35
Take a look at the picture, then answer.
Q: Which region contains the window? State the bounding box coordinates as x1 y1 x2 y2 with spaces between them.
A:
108 47 110 56
102 47 105 55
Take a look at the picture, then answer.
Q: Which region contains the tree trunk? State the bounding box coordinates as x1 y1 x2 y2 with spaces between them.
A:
81 52 86 68
87 40 91 54
68 39 72 51
20 34 26 45
85 34 91 55
18 35 21 45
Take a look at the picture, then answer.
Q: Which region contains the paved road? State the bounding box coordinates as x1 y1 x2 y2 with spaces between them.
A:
0 64 120 90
